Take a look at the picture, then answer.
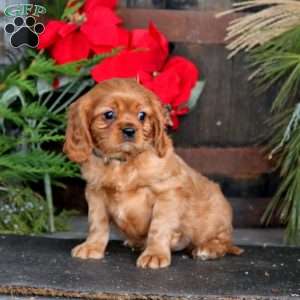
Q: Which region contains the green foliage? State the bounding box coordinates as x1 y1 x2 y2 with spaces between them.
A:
0 51 79 95
262 105 300 245
61 1 85 20
251 36 300 244
38 0 69 19
0 186 71 234
0 75 80 234
0 50 116 97
0 0 120 235
249 26 300 111
0 150 78 183
222 1 300 244
0 91 79 185
0 47 113 235
246 27 300 244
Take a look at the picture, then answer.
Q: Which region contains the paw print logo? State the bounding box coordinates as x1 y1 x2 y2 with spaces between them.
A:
4 16 44 48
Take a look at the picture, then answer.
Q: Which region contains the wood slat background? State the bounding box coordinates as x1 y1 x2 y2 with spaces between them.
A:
0 0 277 227
118 7 272 148
119 8 238 44
118 1 276 227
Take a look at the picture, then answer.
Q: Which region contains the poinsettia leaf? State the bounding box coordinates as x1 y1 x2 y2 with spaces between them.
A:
188 77 206 111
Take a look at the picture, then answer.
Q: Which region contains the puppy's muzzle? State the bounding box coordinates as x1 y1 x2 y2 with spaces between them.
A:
122 127 136 141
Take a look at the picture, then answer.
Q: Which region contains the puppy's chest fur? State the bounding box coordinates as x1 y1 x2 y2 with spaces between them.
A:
82 152 171 240
105 187 154 241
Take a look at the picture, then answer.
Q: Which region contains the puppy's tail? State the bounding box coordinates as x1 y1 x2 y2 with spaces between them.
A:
227 245 244 256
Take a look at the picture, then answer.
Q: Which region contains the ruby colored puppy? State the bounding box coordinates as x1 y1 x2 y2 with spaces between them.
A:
64 78 243 269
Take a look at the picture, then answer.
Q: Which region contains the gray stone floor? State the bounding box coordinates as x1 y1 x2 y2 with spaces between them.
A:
43 216 287 247
0 217 296 300
1 235 299 299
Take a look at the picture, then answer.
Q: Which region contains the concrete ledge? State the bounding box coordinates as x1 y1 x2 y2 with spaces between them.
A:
44 216 286 247
0 235 299 299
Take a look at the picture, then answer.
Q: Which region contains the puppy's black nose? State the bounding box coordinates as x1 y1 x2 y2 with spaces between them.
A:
122 127 136 139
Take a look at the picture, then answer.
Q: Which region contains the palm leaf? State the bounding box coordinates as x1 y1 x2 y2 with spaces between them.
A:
218 0 300 58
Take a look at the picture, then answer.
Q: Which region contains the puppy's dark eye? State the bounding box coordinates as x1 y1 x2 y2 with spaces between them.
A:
138 111 146 121
104 111 115 120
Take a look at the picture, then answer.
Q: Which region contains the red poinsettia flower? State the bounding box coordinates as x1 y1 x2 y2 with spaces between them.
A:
38 1 124 64
52 78 60 89
90 27 129 55
130 22 169 71
139 56 199 129
91 23 169 81
169 106 190 130
140 56 198 106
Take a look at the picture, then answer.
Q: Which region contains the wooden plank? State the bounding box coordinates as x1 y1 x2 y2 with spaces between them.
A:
230 197 273 227
124 0 232 10
166 0 232 10
172 44 271 146
230 52 274 144
126 0 166 8
172 44 233 146
176 147 274 179
118 0 130 8
118 8 239 44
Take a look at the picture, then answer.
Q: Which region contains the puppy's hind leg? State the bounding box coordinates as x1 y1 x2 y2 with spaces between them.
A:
192 231 243 261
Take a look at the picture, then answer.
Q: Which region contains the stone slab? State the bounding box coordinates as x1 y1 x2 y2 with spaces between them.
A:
0 235 299 299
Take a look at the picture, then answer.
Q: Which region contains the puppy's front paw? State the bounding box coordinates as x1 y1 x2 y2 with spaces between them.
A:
137 250 170 269
72 242 105 259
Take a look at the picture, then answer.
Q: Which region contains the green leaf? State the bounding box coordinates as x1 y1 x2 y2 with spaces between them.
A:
5 72 36 95
61 0 85 20
188 77 206 111
0 86 23 106
39 0 69 19
0 150 79 182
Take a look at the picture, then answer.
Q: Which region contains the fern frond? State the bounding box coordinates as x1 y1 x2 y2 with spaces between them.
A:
0 135 18 154
0 105 25 126
30 133 64 144
0 150 79 182
4 72 36 95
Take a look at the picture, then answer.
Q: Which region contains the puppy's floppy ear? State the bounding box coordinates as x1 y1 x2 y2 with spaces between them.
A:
63 96 93 163
151 97 171 158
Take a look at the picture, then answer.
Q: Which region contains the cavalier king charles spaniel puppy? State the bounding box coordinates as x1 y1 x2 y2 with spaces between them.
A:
64 78 243 269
